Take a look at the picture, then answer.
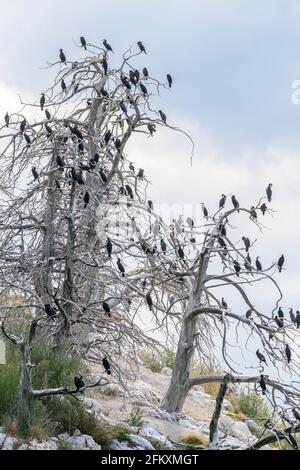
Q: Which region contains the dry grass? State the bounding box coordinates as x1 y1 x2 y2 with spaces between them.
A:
181 432 208 447
190 360 223 399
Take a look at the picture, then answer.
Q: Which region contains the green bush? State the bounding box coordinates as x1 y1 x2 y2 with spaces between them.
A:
140 348 175 373
229 391 271 424
128 403 143 428
113 424 130 442
31 342 81 390
45 396 113 446
0 342 20 421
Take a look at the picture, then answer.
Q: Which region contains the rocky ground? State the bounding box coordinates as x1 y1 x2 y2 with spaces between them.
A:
0 366 269 451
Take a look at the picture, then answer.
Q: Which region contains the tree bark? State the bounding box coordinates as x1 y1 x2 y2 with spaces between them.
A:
161 313 197 412
17 342 33 436
209 375 230 448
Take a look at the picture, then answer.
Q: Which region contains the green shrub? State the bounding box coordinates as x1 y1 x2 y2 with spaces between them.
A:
140 348 175 373
229 391 271 425
45 396 113 446
0 342 20 420
128 403 143 428
148 437 163 450
113 424 130 442
31 342 81 390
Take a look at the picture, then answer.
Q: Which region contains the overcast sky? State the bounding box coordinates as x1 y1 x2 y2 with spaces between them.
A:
1 0 300 342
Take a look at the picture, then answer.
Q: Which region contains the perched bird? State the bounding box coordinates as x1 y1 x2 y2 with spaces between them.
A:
158 110 167 124
104 130 112 144
274 316 284 328
148 200 153 212
24 133 31 146
233 260 241 276
278 307 284 319
246 309 253 319
256 349 267 365
102 357 111 374
147 123 156 135
137 41 146 53
71 167 78 182
296 311 300 329
20 118 26 133
219 194 226 209
260 203 267 215
266 183 272 202
143 67 149 78
45 109 51 120
178 246 184 260
59 49 67 65
289 308 296 324
61 79 67 92
56 155 64 168
201 203 208 219
102 57 108 75
32 167 39 180
114 138 122 149
74 375 85 393
129 70 137 85
45 123 52 137
285 344 291 363
125 184 134 199
106 238 112 258
101 88 109 98
221 297 228 309
121 74 131 89
244 253 252 272
277 254 285 273
40 93 45 111
119 101 127 114
103 39 113 52
44 303 56 320
80 36 87 49
160 239 167 254
166 74 172 87
140 83 148 96
4 112 9 127
292 408 300 421
99 168 108 183
255 257 262 271
250 207 257 221
242 236 250 252
77 171 85 185
146 292 153 311
220 224 227 237
117 258 125 276
231 195 239 212
218 236 227 248
83 191 90 208
102 301 111 316
259 375 267 395
137 168 144 179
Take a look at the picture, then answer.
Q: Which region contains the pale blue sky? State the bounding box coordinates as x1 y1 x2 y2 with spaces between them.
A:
1 0 300 154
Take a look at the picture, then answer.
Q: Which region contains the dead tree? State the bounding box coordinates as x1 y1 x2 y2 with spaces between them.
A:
0 39 190 368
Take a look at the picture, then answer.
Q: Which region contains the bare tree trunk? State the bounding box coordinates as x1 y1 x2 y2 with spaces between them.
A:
161 245 215 413
209 375 230 449
161 313 197 412
17 342 33 436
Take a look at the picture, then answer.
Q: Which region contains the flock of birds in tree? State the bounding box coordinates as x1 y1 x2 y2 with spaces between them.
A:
3 39 299 413
2 37 175 388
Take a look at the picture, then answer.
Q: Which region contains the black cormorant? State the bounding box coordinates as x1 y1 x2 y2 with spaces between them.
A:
137 41 146 53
